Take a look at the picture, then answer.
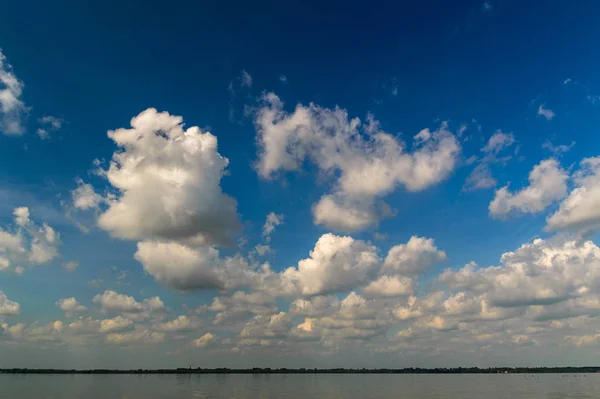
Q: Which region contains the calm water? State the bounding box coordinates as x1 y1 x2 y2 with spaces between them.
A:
2 373 600 398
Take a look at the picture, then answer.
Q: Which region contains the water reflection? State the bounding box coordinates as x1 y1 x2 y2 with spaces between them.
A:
2 373 600 398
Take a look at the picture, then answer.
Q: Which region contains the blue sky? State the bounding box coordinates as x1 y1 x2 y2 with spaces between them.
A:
2 0 600 369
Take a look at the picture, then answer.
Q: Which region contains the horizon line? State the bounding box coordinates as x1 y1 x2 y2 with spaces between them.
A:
2 366 600 374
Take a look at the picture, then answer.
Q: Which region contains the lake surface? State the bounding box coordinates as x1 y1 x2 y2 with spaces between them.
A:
2 373 600 398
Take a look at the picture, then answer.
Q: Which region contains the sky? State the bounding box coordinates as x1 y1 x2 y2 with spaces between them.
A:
1 0 600 369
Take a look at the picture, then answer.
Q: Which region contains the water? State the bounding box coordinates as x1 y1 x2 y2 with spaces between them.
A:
2 373 600 398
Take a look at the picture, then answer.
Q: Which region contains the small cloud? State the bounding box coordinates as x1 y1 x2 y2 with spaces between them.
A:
391 86 398 96
563 78 572 85
482 1 492 12
279 75 288 84
241 70 253 88
63 261 79 272
88 279 102 288
37 115 64 140
262 212 284 242
373 232 387 240
537 104 555 120
36 128 49 140
39 116 63 130
254 244 271 256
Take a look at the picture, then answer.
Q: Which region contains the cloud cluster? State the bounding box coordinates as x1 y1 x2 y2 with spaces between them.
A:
92 290 164 320
0 207 60 273
6 232 600 359
36 115 64 140
41 94 600 361
254 93 461 231
56 297 87 317
279 234 445 297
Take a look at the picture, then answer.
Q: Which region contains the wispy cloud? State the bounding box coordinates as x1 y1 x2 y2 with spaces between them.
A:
241 70 253 88
0 49 28 135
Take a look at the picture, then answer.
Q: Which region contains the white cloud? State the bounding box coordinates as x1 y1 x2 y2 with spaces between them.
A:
63 261 79 272
0 207 60 272
440 237 600 308
14 206 30 227
37 116 63 140
92 290 164 318
383 236 447 276
240 312 291 339
67 317 101 335
71 178 103 210
289 292 391 343
538 104 555 120
99 316 133 333
106 326 165 345
39 115 63 129
94 108 240 246
135 241 269 292
489 159 568 218
254 93 461 231
153 315 198 332
262 212 283 241
279 75 288 84
312 195 394 232
36 128 49 140
0 291 20 315
206 291 277 325
254 244 271 256
241 70 253 88
0 49 27 135
1 320 65 343
482 1 492 12
56 297 87 317
289 296 339 317
192 332 215 348
281 233 380 296
546 156 600 234
362 275 414 298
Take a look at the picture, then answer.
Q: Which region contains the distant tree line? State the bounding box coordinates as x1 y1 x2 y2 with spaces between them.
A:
1 367 600 374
